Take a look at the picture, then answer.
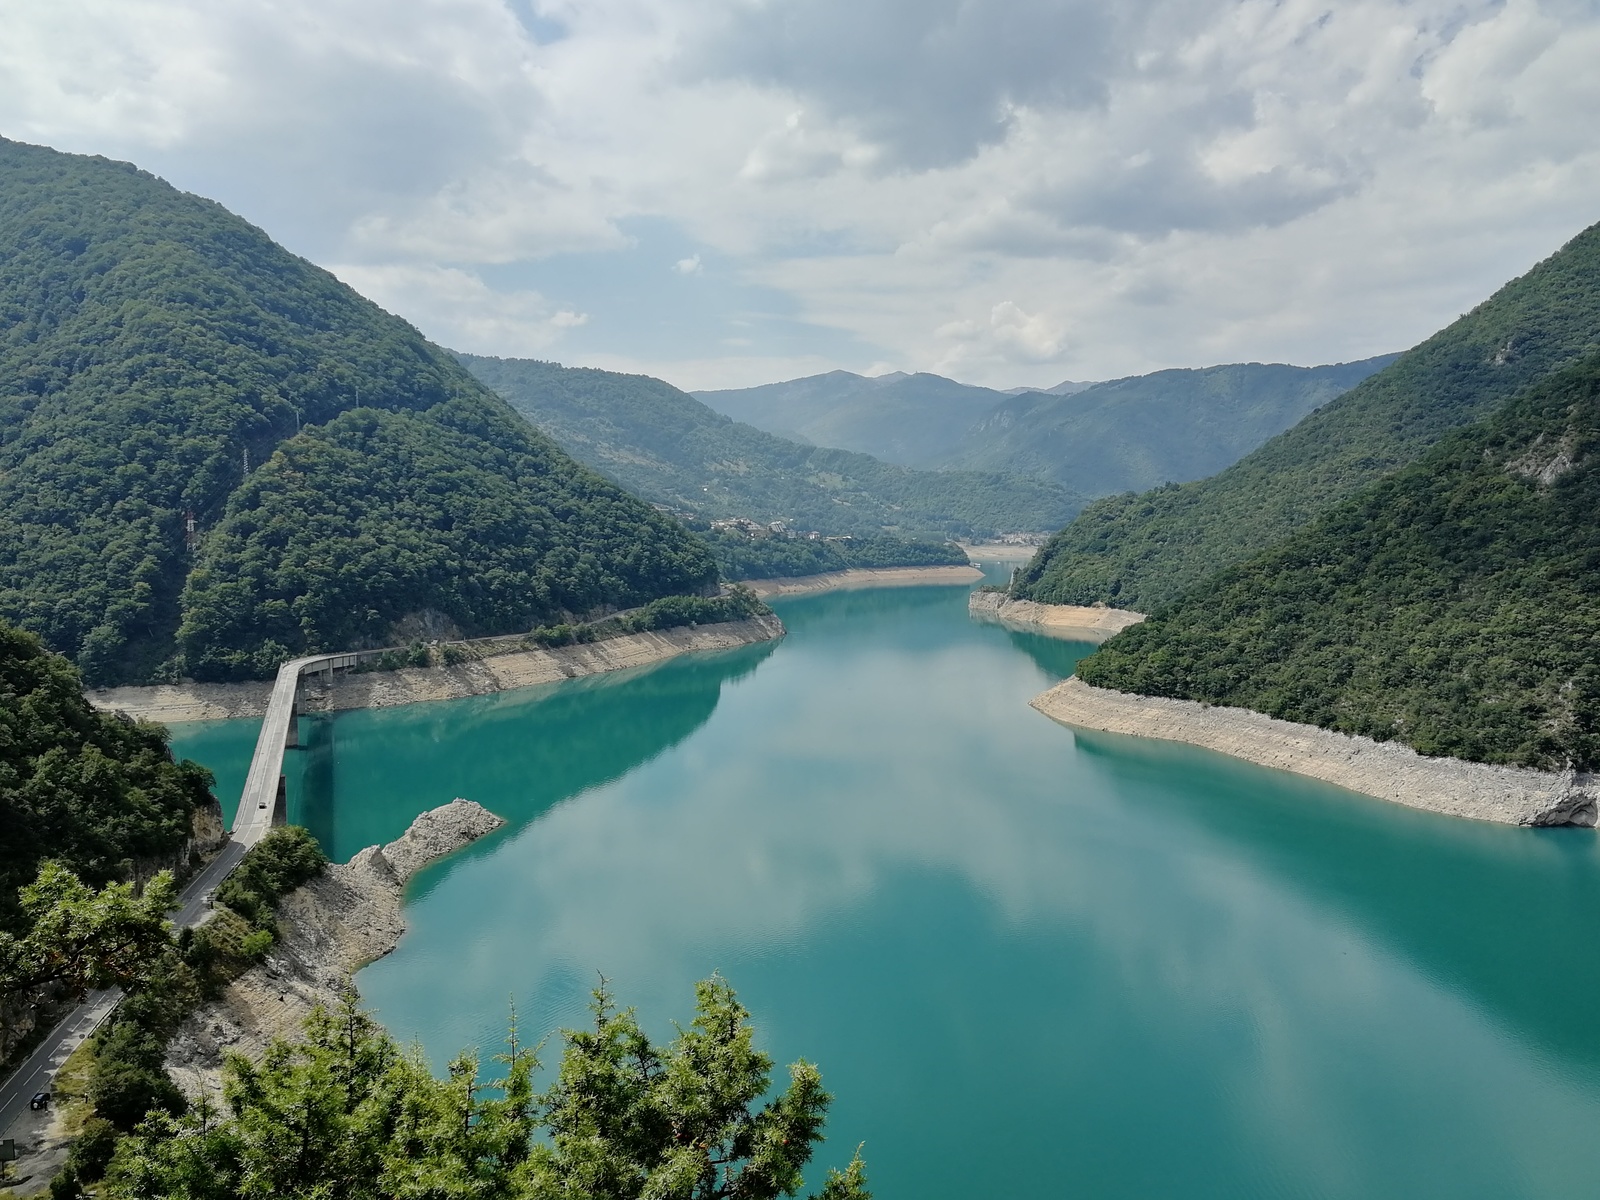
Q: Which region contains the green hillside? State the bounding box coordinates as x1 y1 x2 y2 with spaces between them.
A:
942 357 1395 494
695 369 1011 464
1014 223 1600 610
1078 352 1600 771
0 138 716 684
0 619 212 930
459 354 1084 540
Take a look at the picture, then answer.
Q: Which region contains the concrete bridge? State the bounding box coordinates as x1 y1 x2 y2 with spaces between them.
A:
231 649 390 846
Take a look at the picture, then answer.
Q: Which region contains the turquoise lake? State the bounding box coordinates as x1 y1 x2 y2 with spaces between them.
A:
169 577 1600 1198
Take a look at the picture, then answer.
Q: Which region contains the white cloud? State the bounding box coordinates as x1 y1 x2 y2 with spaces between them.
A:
1 0 1596 386
673 254 703 275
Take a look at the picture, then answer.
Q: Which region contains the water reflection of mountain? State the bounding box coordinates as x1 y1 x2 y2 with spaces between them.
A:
293 640 777 863
1069 726 1600 1072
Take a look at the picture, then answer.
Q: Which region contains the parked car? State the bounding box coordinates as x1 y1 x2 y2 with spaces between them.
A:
29 1091 49 1110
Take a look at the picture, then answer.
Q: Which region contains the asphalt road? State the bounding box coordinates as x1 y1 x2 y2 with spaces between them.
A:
0 819 248 1138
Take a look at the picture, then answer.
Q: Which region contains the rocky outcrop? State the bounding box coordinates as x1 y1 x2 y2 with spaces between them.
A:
165 800 506 1095
89 615 786 723
1033 676 1599 827
969 592 1146 642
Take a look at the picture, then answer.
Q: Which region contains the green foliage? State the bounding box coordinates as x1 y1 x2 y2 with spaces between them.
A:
212 826 327 931
89 1020 187 1133
0 138 719 684
66 1118 120 1183
1078 352 1600 770
941 357 1395 494
0 863 177 1008
460 355 1081 540
177 400 717 681
105 981 869 1200
1016 221 1600 610
0 618 213 930
700 529 967 581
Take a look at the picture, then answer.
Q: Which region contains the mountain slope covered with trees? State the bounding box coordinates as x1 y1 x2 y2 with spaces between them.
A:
941 356 1396 495
0 620 213 932
0 137 716 685
1078 352 1600 771
695 369 1015 465
1014 223 1600 610
460 355 1083 540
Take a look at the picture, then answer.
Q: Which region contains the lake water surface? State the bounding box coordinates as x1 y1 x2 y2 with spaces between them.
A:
170 578 1600 1199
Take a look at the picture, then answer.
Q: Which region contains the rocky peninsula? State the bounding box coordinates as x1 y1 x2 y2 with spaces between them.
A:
89 614 785 723
1034 677 1599 827
969 591 1146 642
165 799 506 1095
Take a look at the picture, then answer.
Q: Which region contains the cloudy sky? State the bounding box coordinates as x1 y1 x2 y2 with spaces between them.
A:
2 0 1597 390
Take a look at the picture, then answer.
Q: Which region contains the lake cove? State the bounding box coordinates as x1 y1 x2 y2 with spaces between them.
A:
169 575 1600 1200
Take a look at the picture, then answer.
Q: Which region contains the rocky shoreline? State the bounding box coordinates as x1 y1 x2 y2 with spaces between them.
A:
166 800 507 1096
968 591 1146 642
88 614 785 723
742 565 983 598
1033 677 1599 827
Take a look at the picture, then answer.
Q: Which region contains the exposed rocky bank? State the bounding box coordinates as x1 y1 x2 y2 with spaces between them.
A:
90 615 785 723
969 592 1146 642
165 800 506 1096
1034 677 1599 827
743 565 983 598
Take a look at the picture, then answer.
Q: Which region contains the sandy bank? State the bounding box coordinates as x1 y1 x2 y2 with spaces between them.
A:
742 565 983 598
87 614 785 723
969 591 1146 643
166 800 506 1095
1033 676 1599 827
959 542 1041 562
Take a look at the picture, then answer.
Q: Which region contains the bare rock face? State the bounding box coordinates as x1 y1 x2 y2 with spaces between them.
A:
165 799 505 1095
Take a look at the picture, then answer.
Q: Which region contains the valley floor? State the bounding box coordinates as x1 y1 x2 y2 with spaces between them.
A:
1033 677 1598 827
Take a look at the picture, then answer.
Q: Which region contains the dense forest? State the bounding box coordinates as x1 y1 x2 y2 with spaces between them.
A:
941 357 1395 495
0 619 211 932
1078 352 1600 771
700 529 968 581
1014 221 1600 610
459 355 1082 540
0 138 717 685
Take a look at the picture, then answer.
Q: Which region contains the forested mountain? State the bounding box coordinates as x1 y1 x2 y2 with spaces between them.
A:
0 138 716 684
460 355 1084 540
1078 351 1600 771
695 369 1015 465
1014 222 1600 610
942 356 1396 495
0 620 212 931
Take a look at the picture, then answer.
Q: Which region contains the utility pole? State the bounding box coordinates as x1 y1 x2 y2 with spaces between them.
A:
243 447 250 476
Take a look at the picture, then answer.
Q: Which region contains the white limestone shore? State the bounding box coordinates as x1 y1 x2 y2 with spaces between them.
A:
87 614 785 723
1033 676 1599 827
968 591 1146 643
743 565 983 598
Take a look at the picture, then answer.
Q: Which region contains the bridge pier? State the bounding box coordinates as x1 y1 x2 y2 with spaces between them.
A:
284 682 299 749
272 775 287 827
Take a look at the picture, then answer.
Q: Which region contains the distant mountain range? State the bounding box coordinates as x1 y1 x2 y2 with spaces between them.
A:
698 358 1396 496
696 371 1014 466
941 357 1397 495
460 356 1084 541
